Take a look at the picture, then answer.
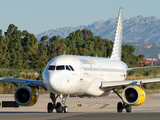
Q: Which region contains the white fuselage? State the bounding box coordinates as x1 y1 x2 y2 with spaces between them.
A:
43 55 127 97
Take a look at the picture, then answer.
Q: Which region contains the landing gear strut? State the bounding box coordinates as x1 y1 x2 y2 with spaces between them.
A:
113 89 132 113
59 94 68 113
47 92 68 113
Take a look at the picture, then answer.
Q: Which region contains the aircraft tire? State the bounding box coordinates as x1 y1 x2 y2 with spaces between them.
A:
63 106 68 113
56 102 63 113
56 106 63 113
47 102 53 113
125 105 132 113
117 102 123 113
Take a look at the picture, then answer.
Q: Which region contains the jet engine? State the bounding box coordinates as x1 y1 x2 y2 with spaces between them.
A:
14 86 39 106
122 86 146 106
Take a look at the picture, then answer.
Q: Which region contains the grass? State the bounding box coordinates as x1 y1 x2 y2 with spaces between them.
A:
126 69 160 94
145 90 160 94
0 68 47 94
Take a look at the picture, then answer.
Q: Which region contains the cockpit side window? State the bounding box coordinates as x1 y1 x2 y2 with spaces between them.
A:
56 65 65 70
69 65 74 71
48 65 55 70
66 65 71 71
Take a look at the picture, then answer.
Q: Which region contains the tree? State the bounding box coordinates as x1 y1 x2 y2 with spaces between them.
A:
33 42 48 68
0 26 143 69
138 54 145 60
5 24 23 68
82 29 93 40
48 36 67 59
0 30 2 36
21 30 38 68
40 35 49 42
122 45 141 67
0 32 10 67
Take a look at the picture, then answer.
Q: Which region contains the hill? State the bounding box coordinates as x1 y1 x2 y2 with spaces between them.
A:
36 16 160 44
124 42 160 59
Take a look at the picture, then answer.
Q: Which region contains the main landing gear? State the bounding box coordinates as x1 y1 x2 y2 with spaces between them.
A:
47 92 68 113
113 89 132 113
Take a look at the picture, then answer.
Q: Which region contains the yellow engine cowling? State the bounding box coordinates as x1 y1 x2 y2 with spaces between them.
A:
14 86 39 106
122 86 146 106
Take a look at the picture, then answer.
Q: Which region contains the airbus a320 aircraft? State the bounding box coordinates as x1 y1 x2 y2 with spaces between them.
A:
1 7 160 113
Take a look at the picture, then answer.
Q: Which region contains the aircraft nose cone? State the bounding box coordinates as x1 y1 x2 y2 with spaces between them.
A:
49 72 63 87
47 71 72 93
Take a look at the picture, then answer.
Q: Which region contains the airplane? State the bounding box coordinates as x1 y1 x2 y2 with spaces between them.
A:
1 7 160 113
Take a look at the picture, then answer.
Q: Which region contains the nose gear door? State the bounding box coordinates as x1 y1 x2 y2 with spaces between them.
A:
74 59 84 81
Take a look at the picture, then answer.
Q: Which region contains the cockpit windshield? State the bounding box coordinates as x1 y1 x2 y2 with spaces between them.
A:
48 65 74 71
48 65 55 70
56 65 65 70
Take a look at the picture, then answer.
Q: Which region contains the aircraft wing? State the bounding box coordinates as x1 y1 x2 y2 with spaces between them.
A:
127 66 160 71
0 77 44 86
101 78 160 90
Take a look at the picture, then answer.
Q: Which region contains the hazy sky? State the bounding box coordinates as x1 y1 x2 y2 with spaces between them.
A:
0 0 160 35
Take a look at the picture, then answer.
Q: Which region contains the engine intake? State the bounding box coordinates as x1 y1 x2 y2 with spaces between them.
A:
122 86 146 106
14 86 39 106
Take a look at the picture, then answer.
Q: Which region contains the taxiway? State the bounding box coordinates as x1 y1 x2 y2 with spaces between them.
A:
0 93 160 120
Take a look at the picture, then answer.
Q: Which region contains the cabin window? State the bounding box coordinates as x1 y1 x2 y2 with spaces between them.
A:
56 65 65 70
69 65 74 71
48 65 55 70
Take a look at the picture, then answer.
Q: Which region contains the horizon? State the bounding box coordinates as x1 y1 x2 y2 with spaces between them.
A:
1 0 160 35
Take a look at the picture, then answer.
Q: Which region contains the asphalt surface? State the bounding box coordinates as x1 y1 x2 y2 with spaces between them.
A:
0 93 160 120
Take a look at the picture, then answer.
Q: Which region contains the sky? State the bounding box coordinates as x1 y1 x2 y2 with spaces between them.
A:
0 0 160 35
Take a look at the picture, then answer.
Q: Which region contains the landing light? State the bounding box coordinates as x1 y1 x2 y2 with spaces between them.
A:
60 94 63 99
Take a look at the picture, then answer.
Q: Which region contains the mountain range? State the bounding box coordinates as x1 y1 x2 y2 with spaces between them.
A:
36 15 160 44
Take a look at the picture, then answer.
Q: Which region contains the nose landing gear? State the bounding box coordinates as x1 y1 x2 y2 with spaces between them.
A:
47 92 68 113
59 94 68 113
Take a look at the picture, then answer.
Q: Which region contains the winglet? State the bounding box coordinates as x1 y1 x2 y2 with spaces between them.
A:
110 8 123 61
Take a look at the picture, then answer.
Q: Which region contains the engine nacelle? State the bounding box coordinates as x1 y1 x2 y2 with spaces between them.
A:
122 86 146 106
14 86 39 106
